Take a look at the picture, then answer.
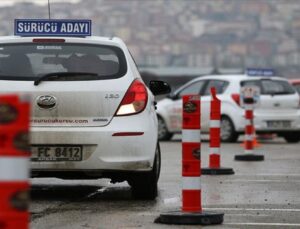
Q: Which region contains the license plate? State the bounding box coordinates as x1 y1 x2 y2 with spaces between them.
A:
31 145 82 162
266 121 291 129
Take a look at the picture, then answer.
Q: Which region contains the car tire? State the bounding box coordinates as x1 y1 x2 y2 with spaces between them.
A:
220 116 239 143
129 143 161 200
283 133 300 143
157 116 173 141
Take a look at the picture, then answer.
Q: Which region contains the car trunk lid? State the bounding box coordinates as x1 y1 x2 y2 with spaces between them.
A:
0 79 129 127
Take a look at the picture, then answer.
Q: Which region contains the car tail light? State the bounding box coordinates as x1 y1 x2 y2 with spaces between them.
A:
231 93 240 106
116 79 148 116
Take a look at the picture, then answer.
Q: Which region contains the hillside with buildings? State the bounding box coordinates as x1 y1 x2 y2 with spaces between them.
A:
1 0 300 78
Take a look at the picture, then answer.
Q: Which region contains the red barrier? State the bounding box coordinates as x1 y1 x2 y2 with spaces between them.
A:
155 94 224 225
202 88 234 175
182 95 201 212
0 95 30 229
209 88 221 168
244 108 254 154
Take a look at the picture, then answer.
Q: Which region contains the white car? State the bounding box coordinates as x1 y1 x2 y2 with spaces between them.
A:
157 73 300 143
0 34 170 199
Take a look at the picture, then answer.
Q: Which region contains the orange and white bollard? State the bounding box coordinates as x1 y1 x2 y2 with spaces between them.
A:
0 95 31 229
181 94 201 212
202 88 234 175
155 95 223 225
235 98 264 161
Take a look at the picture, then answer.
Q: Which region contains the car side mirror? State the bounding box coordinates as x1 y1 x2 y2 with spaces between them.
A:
149 80 171 96
167 92 178 100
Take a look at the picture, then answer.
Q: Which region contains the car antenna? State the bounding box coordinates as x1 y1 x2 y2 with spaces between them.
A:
48 0 51 19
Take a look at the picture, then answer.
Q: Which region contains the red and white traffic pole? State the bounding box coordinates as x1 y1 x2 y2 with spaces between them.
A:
0 95 31 229
235 89 264 161
181 95 201 212
155 94 223 225
202 88 234 175
244 107 254 154
209 87 221 169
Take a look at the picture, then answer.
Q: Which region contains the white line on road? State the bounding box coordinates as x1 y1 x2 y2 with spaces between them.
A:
225 222 300 227
223 179 300 183
205 207 300 212
225 213 269 217
238 174 300 177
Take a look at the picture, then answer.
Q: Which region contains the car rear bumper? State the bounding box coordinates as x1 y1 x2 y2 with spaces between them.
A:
30 112 157 175
235 112 300 132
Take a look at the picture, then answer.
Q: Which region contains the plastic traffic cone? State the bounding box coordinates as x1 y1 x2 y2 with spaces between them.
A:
240 126 261 148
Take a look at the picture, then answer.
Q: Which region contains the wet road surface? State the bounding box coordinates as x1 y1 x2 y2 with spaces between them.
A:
30 136 300 228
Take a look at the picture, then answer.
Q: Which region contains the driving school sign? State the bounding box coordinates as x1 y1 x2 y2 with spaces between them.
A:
240 86 260 108
14 19 92 36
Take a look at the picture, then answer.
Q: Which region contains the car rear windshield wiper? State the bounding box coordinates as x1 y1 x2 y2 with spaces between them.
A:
269 92 289 96
34 72 99 86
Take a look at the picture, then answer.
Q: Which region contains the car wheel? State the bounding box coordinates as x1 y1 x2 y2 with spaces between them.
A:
283 133 300 143
220 116 239 143
129 143 161 200
157 116 173 141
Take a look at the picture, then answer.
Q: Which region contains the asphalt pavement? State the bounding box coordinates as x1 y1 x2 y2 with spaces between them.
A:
30 136 300 229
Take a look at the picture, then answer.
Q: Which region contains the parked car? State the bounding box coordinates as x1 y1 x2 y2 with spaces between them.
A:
1 20 171 200
157 73 300 143
289 79 300 94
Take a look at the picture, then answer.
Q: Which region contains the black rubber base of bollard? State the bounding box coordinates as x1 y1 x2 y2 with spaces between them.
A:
154 211 224 225
201 167 235 175
234 154 264 161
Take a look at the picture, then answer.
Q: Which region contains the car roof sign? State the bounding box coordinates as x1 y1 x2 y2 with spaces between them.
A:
14 19 92 37
246 68 275 77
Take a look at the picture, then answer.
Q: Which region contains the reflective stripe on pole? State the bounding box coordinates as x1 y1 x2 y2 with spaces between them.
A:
209 88 221 169
210 120 220 128
244 107 254 153
0 157 29 181
182 94 201 212
182 129 201 143
182 177 201 190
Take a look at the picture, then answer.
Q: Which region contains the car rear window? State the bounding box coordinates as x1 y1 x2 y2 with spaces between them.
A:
0 43 127 81
241 79 295 95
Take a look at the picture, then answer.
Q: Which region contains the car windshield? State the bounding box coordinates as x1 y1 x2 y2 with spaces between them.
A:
241 79 295 95
0 43 127 81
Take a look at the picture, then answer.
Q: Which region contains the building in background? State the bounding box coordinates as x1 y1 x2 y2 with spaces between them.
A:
1 0 300 78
